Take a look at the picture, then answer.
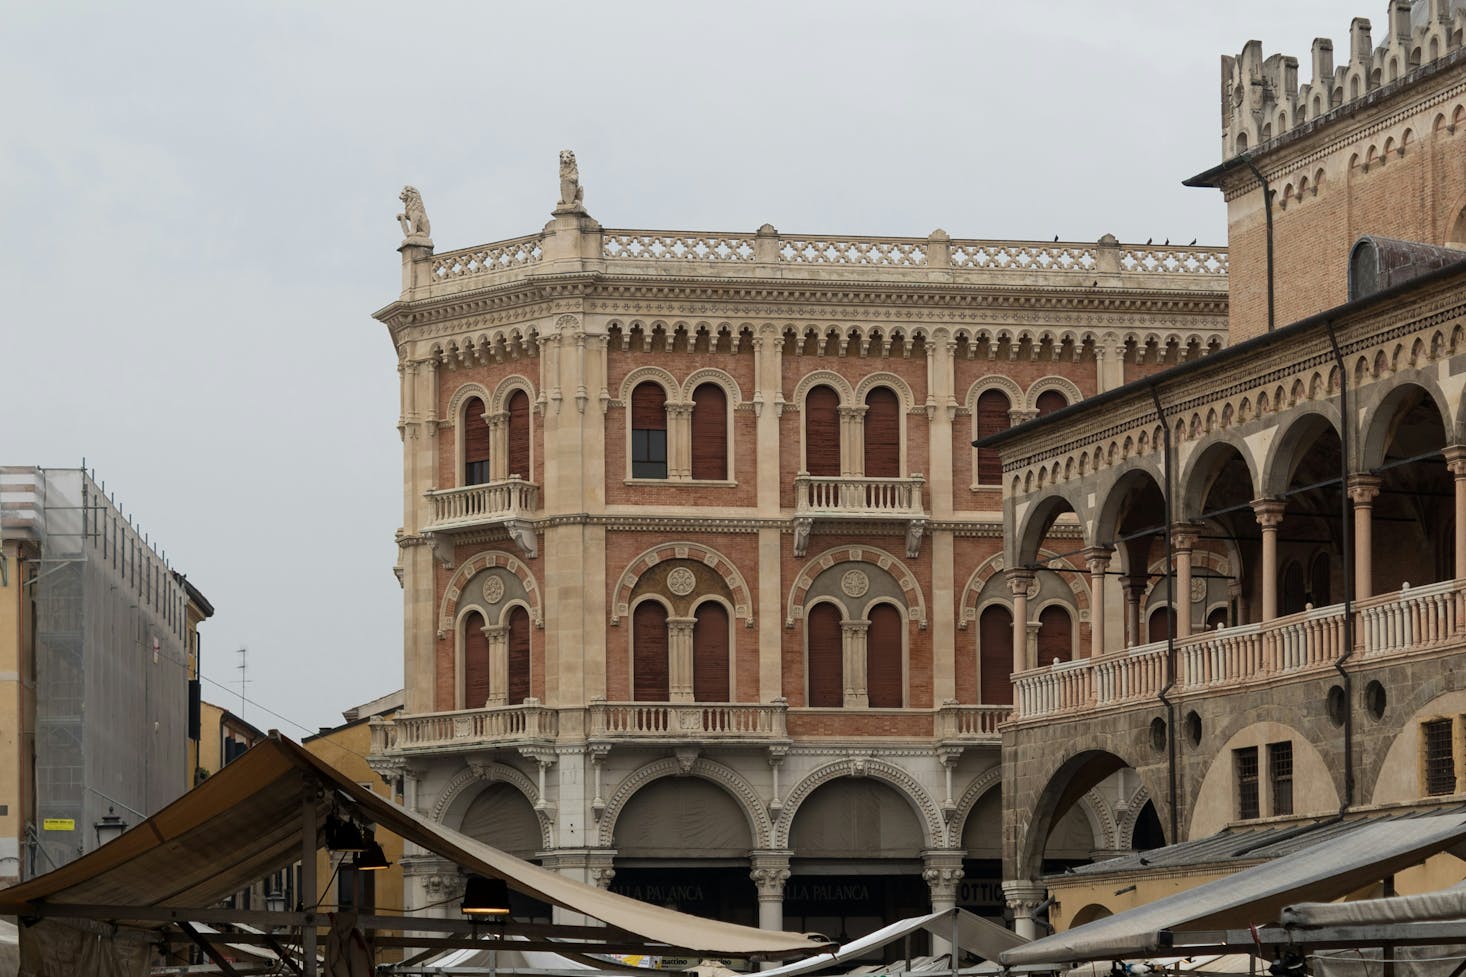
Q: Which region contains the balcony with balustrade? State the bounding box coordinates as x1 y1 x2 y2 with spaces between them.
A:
792 474 928 557
1007 580 1466 724
369 700 559 757
586 700 790 748
422 477 539 555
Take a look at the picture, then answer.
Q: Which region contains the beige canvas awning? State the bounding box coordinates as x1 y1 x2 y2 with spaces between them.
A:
0 733 832 961
1002 813 1466 967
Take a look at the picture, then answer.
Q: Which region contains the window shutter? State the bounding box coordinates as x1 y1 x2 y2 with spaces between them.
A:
807 603 843 707
463 611 490 707
507 391 530 479
863 388 900 478
631 383 667 430
692 603 730 702
1037 606 1072 664
507 607 530 704
866 604 903 707
805 386 840 477
979 606 1014 705
633 602 669 701
976 390 1010 484
1035 390 1069 417
691 384 728 480
463 397 491 485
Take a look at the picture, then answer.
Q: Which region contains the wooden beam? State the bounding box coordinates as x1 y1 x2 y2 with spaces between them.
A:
176 921 243 977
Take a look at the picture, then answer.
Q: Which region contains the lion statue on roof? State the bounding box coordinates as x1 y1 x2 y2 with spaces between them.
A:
558 150 584 211
397 185 432 243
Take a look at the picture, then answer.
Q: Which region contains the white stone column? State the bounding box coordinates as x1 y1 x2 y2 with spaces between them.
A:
1083 547 1112 657
667 617 697 702
485 624 509 706
922 850 965 958
1347 475 1381 601
749 850 792 935
841 620 870 708
667 403 693 480
1006 570 1034 673
1002 880 1047 941
1252 499 1286 622
1447 447 1466 581
1122 575 1146 647
1172 525 1200 639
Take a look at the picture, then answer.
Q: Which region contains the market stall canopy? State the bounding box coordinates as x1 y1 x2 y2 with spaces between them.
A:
0 733 833 960
1002 812 1466 967
752 909 1024 977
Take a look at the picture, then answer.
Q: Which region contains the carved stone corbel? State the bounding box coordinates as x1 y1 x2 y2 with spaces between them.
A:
905 519 928 558
504 519 538 559
792 517 813 557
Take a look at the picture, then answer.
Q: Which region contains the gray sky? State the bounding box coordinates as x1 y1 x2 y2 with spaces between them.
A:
4 0 1355 737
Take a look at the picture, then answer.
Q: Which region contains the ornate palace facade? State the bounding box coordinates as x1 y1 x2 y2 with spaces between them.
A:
367 161 1227 943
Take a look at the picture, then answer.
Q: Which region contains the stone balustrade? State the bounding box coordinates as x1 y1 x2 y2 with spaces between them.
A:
935 703 1011 741
424 477 539 533
588 701 789 743
793 475 926 518
415 226 1227 293
1010 582 1466 722
371 700 558 754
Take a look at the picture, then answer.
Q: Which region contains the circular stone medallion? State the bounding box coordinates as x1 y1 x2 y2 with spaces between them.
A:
482 576 505 604
841 569 870 598
667 567 697 596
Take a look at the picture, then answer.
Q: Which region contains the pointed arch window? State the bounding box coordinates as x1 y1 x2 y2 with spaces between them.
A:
633 601 670 701
691 383 728 481
631 383 668 479
975 389 1011 485
692 602 730 702
806 603 843 707
463 397 491 486
804 386 840 477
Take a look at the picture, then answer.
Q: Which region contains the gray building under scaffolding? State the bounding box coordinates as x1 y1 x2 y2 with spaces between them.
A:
0 466 212 882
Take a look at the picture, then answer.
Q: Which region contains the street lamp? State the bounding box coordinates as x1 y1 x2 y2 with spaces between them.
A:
94 807 127 847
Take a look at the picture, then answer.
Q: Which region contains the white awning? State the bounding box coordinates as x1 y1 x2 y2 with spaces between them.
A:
756 909 1025 977
1281 880 1466 927
1002 813 1466 967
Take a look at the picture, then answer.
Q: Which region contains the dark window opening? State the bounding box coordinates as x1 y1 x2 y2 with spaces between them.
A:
631 383 668 479
1268 741 1294 816
1235 746 1260 820
1425 719 1456 796
464 396 491 486
975 390 1011 485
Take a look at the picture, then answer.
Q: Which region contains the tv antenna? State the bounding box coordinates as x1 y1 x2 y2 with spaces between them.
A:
235 647 249 720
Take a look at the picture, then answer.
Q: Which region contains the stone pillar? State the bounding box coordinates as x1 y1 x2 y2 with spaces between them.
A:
922 850 965 958
485 623 509 706
488 411 508 481
1346 475 1382 601
1172 525 1200 639
667 617 697 702
1252 499 1287 621
1083 546 1112 657
666 404 693 480
1006 570 1034 673
1002 880 1047 941
1445 447 1466 581
841 620 870 708
1122 576 1147 647
838 406 863 476
749 850 792 934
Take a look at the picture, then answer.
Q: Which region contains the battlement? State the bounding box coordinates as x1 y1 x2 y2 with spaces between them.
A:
1221 0 1466 157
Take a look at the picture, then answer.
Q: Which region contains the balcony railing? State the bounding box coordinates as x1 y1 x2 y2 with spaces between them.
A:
794 474 926 518
588 701 789 743
424 477 539 532
935 704 1011 741
370 701 557 754
1010 581 1466 721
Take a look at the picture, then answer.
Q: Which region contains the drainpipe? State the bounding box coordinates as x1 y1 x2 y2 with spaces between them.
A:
1147 381 1180 844
1324 321 1356 809
1240 156 1276 333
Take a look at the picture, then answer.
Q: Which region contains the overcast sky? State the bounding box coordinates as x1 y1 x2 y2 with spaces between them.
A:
4 1 1358 737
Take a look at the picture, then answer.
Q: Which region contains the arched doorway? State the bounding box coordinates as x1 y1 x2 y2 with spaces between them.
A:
459 784 551 920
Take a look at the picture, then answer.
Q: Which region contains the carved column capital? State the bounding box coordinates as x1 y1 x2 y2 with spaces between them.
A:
921 849 966 900
1250 498 1287 528
1001 879 1047 915
1443 445 1466 477
1081 545 1114 574
1346 473 1383 505
1004 568 1036 598
749 850 793 901
1170 523 1202 552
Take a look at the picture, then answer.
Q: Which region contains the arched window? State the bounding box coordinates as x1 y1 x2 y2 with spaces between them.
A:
867 603 903 707
1148 606 1175 644
863 388 900 478
507 390 531 480
631 383 668 479
1281 560 1307 615
632 601 669 701
1309 552 1331 608
976 389 1011 485
1035 390 1069 417
1036 606 1072 664
804 385 840 477
691 383 728 481
978 605 1013 705
507 606 531 705
463 611 490 708
463 397 491 486
806 603 843 707
692 602 730 701
1206 606 1229 631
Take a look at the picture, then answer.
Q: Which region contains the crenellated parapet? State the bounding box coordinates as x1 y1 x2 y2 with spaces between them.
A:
1222 0 1466 157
